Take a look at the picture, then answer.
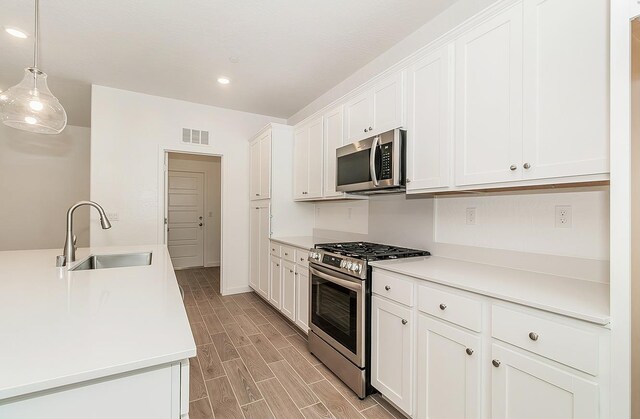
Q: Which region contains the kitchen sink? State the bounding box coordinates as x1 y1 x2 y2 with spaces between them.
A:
71 252 153 271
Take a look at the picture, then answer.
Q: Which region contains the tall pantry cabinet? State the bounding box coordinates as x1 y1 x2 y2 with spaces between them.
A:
248 123 314 299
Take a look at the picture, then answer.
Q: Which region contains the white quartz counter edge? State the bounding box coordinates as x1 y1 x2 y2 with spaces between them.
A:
369 256 610 326
270 236 338 250
0 245 196 401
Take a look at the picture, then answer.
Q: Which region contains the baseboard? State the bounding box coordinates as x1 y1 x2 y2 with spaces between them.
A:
205 261 220 268
221 285 253 296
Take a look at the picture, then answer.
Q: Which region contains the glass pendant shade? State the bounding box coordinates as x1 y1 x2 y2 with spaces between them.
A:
0 67 67 134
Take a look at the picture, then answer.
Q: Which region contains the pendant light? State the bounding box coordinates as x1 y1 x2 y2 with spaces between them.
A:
0 0 67 134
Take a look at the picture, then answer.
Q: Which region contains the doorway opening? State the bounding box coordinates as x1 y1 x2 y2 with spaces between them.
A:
165 152 222 273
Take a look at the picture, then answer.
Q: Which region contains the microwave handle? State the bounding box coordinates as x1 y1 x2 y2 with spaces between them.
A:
370 135 380 186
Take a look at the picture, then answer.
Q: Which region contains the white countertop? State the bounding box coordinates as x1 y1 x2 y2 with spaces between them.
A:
370 256 610 325
270 236 339 250
0 244 196 401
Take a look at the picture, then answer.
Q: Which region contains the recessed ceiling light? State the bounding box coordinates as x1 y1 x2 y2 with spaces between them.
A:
5 27 28 39
217 77 230 85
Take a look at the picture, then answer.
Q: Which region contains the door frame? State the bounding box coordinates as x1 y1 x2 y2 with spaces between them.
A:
157 145 224 291
167 169 206 269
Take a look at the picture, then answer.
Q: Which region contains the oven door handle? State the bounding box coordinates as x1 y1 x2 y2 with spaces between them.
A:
370 135 380 186
310 266 363 292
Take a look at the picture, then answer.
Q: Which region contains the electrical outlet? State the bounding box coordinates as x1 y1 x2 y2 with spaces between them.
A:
106 212 119 222
555 206 572 228
466 208 477 225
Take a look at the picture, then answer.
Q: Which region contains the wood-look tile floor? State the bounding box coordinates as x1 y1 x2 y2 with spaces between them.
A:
177 267 405 419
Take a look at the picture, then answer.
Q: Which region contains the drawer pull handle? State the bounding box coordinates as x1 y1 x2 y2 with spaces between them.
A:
492 359 501 368
401 319 408 325
528 332 539 341
466 348 474 356
385 285 391 291
439 303 447 311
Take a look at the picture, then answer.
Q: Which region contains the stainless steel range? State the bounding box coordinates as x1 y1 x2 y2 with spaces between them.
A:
307 242 430 399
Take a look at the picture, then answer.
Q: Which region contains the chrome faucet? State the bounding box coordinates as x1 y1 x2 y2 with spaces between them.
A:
58 201 112 267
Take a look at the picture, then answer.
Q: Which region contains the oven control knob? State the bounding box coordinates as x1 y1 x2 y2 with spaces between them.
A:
346 261 353 270
353 264 361 273
339 260 346 268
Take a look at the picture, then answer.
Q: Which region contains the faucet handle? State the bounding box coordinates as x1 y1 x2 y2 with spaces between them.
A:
56 255 66 267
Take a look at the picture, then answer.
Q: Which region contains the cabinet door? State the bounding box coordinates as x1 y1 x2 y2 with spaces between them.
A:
521 0 609 180
269 256 282 309
249 206 260 292
407 45 454 192
293 127 309 199
345 91 374 143
307 117 324 199
323 105 344 198
417 315 481 419
281 262 296 321
259 205 271 300
295 269 310 332
491 344 599 419
371 296 413 415
259 132 272 199
372 70 405 135
249 140 261 200
455 4 523 186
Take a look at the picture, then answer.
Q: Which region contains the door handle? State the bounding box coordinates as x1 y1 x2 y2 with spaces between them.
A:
369 136 380 186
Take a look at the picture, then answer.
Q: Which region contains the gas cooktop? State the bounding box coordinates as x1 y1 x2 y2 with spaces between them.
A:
315 242 430 261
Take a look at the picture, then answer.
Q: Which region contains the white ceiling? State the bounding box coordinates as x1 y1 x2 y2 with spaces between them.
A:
1 0 456 127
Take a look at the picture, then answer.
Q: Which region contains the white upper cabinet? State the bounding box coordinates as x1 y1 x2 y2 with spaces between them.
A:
407 44 454 192
323 105 344 198
491 344 599 419
521 0 609 180
293 116 323 200
455 3 524 187
344 71 406 144
249 131 271 200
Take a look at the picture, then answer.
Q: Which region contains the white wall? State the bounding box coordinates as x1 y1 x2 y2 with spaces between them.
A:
288 0 500 125
168 153 222 267
90 85 285 294
315 189 610 283
0 124 90 251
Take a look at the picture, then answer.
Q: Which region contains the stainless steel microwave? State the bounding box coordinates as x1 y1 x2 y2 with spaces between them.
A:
336 129 406 194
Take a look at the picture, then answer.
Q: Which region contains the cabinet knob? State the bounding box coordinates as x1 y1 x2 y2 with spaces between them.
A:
401 319 408 325
369 126 373 131
523 162 531 170
528 332 539 341
289 269 294 273
364 128 368 133
284 253 288 256
492 359 501 368
510 164 517 171
406 178 411 183
255 193 260 196
199 223 203 227
466 348 474 356
439 303 447 311
385 285 391 291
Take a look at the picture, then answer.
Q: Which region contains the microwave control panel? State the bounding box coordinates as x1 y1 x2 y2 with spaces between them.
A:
380 143 392 180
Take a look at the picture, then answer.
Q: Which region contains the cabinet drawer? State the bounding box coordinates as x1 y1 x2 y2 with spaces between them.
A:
418 285 482 332
281 246 295 262
270 243 281 257
492 305 599 375
373 271 415 307
295 248 309 268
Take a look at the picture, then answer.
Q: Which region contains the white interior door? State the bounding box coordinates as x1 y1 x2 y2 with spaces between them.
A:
167 171 204 269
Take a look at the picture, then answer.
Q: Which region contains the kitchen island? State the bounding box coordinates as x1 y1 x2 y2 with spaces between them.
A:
0 244 195 418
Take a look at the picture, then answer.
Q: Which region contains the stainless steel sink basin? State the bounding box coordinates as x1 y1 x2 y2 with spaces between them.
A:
71 252 153 271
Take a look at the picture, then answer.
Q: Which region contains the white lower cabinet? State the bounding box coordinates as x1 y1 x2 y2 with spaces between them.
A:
417 315 481 419
295 268 310 332
281 261 296 321
269 255 282 309
371 295 414 415
491 344 599 419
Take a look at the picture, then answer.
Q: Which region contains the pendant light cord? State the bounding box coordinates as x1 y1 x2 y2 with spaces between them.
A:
33 0 39 69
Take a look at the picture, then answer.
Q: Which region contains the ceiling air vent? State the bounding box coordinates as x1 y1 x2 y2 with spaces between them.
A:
182 128 210 145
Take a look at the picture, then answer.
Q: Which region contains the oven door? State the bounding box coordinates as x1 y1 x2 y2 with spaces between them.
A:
310 264 365 367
